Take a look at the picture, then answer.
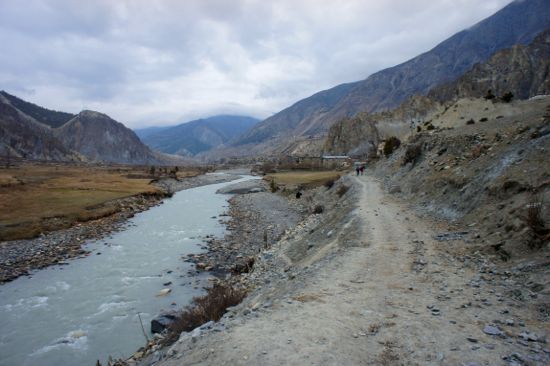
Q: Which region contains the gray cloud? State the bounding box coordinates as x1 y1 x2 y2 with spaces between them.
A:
0 0 511 128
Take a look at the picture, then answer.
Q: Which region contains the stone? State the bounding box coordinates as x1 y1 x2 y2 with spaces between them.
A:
151 310 178 333
467 337 478 343
156 288 172 297
483 325 503 336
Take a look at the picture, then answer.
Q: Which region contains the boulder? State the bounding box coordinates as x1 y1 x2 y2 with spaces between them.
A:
151 310 179 334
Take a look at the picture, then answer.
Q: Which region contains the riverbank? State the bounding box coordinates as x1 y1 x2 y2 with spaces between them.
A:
0 173 240 284
132 172 549 366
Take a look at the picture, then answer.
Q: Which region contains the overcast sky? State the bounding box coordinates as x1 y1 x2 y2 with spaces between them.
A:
0 0 512 128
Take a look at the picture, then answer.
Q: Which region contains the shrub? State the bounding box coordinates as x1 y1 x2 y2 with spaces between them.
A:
269 179 278 193
501 92 514 103
479 117 488 122
324 179 335 189
484 89 495 100
162 284 247 346
313 205 324 214
524 194 549 249
336 185 350 197
466 119 475 125
426 124 435 131
402 144 422 166
383 137 401 156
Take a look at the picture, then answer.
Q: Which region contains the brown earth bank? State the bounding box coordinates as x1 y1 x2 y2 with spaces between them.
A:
0 168 240 284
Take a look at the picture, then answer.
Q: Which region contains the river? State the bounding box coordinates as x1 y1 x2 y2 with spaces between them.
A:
0 175 254 366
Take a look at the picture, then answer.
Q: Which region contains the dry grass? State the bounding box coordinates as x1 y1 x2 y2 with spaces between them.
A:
0 163 199 241
162 284 247 346
264 170 341 189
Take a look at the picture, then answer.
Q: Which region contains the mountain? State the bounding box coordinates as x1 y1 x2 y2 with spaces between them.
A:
0 93 81 161
140 115 259 156
429 28 550 102
0 92 168 164
225 0 550 157
0 91 74 128
324 29 550 157
55 111 159 165
134 126 171 140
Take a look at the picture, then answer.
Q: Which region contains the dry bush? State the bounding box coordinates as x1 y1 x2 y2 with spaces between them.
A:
324 179 335 189
466 118 475 125
524 194 549 249
402 144 422 166
336 185 350 197
162 284 247 346
383 137 401 156
313 205 324 214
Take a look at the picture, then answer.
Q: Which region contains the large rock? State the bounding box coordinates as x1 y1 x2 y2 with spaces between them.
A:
151 310 179 334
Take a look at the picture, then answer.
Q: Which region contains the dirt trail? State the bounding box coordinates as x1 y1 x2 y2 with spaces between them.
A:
157 175 548 366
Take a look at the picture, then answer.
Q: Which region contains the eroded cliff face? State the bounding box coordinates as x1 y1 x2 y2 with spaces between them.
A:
430 29 550 102
323 113 380 157
324 95 442 156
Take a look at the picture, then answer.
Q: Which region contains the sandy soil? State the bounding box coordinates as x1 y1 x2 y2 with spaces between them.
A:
152 174 548 366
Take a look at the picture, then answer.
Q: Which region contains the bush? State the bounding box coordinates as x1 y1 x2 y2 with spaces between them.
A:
466 119 475 125
416 126 422 132
426 124 435 131
479 117 488 122
383 137 401 156
524 194 549 249
484 89 495 100
163 284 247 346
402 144 422 166
269 179 278 193
501 92 514 103
324 179 335 189
313 205 324 214
336 185 350 197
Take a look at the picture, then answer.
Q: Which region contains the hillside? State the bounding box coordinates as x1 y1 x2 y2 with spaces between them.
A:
0 91 74 128
324 29 550 157
55 111 159 165
0 93 81 161
429 28 550 102
219 0 550 158
140 115 259 156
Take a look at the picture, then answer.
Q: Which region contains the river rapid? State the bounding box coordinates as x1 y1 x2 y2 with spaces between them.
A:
0 175 255 366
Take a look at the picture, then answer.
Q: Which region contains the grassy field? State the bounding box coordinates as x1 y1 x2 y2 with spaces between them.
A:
264 170 342 190
0 163 200 241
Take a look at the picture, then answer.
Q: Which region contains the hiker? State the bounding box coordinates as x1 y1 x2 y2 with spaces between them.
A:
295 191 302 199
360 165 365 175
356 166 360 176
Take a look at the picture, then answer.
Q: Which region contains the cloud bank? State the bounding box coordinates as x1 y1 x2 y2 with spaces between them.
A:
0 0 511 128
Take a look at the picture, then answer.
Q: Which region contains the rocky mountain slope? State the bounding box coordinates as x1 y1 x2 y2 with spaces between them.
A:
216 0 550 158
324 28 550 157
55 111 160 165
430 28 550 102
0 91 74 128
0 93 81 161
139 115 259 157
0 92 170 164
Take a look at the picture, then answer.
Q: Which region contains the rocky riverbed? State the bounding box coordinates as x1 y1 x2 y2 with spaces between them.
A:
185 180 306 279
0 173 240 284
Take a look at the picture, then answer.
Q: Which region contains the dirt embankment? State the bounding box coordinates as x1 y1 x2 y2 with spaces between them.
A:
0 173 239 284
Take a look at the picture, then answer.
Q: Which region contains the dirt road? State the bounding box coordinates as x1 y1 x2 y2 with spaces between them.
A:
156 175 548 365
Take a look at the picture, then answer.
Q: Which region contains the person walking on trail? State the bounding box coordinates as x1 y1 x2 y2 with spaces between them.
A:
356 166 360 176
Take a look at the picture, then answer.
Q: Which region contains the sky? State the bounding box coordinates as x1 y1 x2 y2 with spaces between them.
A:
0 0 512 129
